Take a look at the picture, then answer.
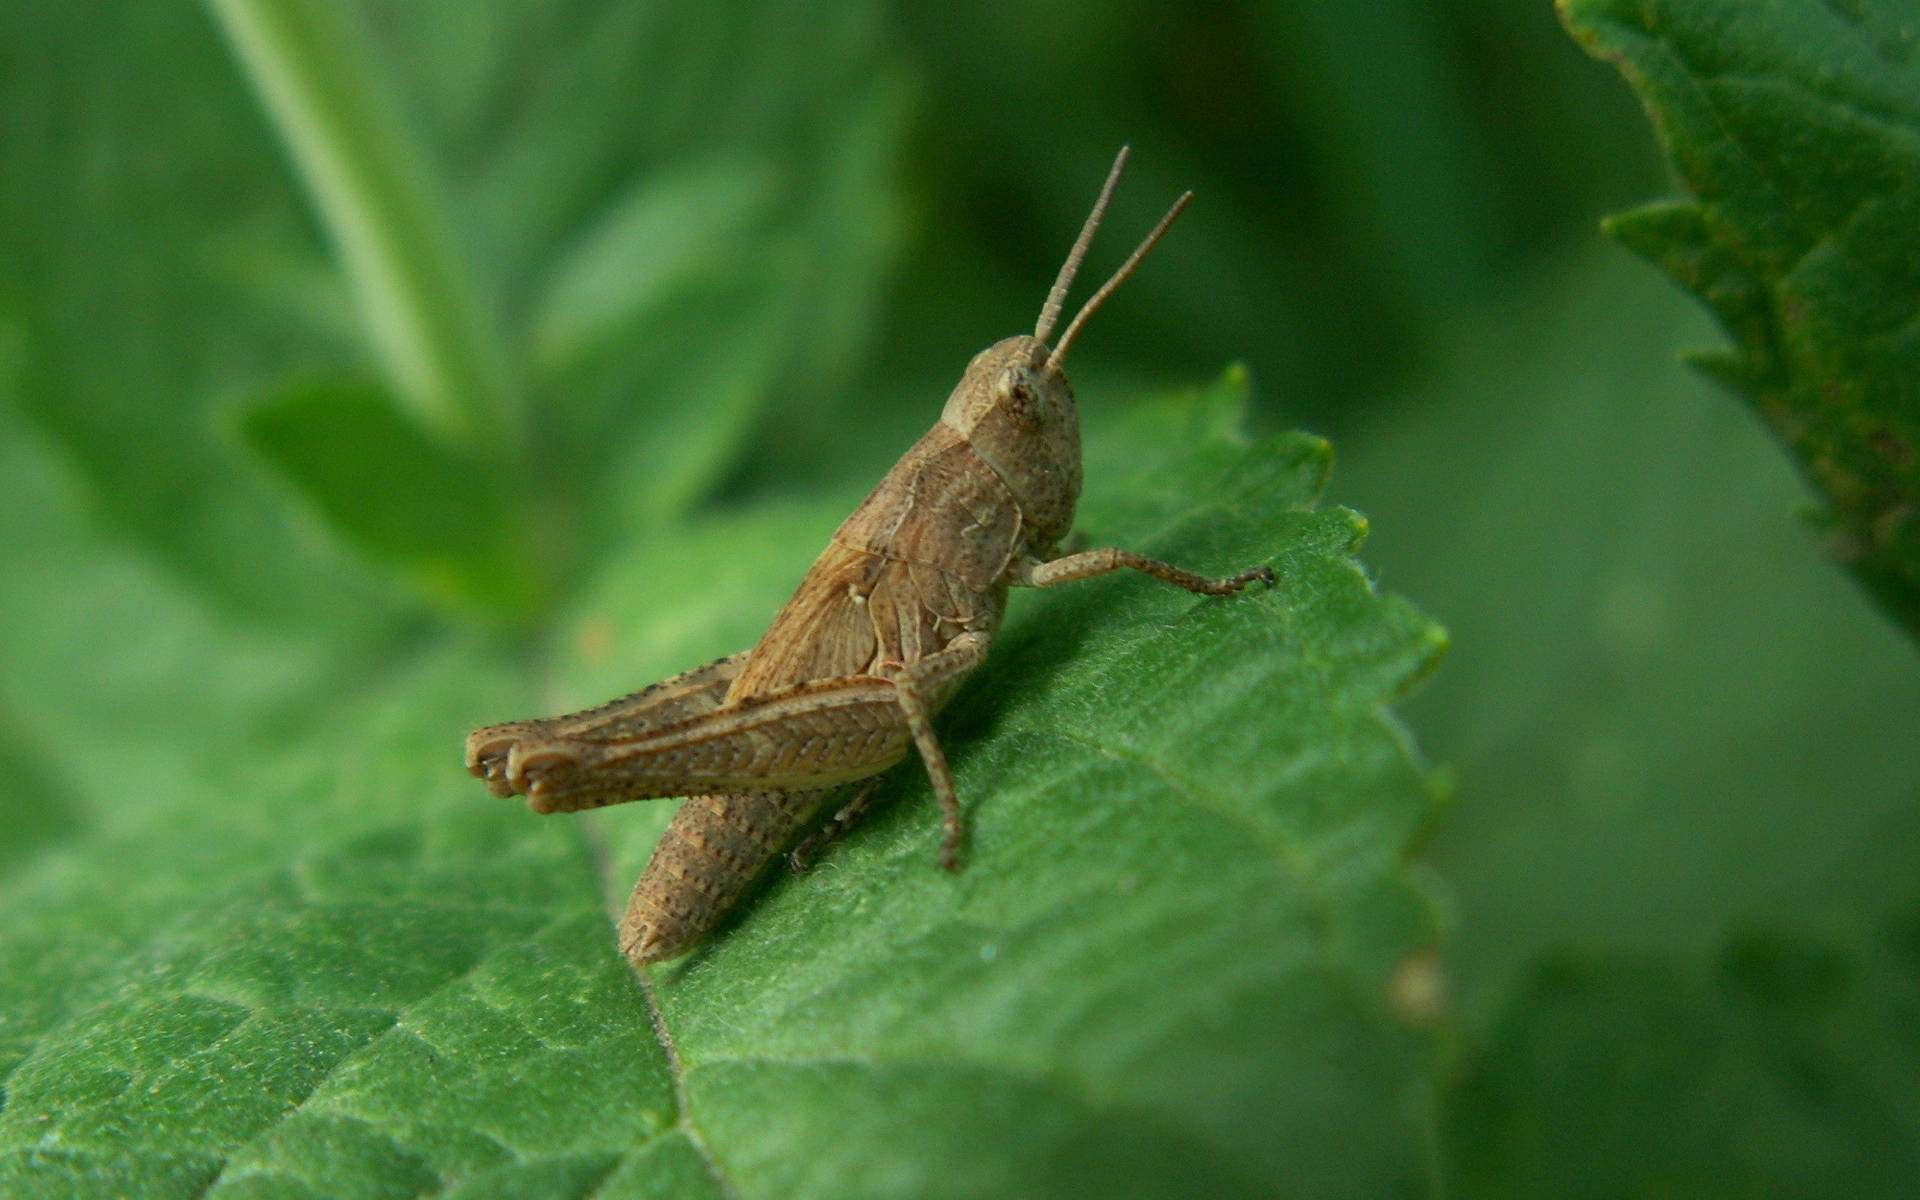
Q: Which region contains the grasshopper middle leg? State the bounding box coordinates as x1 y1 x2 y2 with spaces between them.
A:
787 773 890 873
877 630 993 870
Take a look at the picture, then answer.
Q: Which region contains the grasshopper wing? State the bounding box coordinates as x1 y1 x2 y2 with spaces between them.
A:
502 674 916 814
465 652 747 797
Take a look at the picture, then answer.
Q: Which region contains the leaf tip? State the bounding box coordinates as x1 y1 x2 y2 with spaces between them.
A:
1342 508 1371 555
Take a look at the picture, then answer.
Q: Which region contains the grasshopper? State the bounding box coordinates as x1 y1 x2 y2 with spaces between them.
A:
466 147 1274 966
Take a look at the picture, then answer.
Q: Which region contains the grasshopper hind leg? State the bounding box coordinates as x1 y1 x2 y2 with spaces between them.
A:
466 723 537 797
465 652 747 803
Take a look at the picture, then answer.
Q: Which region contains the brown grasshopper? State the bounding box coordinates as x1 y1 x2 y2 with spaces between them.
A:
466 147 1274 966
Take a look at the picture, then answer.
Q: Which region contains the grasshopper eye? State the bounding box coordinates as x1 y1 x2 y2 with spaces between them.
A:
999 368 1047 429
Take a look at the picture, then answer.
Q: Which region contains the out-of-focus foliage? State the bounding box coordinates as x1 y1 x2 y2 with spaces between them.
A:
1344 247 1920 1195
1 0 1916 1196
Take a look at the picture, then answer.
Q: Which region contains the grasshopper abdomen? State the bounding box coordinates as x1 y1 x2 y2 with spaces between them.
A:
619 789 835 964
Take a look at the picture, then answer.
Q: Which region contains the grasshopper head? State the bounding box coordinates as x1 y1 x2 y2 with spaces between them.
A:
941 335 1082 544
941 147 1189 549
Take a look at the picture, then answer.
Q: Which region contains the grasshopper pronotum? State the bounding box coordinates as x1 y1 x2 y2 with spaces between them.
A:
467 148 1274 965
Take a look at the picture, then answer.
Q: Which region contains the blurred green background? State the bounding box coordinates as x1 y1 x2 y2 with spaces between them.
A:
4 0 1918 1194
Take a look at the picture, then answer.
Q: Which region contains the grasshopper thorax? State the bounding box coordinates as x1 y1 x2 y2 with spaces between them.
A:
940 334 1083 545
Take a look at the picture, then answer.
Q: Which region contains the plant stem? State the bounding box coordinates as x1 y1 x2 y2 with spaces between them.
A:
206 0 518 456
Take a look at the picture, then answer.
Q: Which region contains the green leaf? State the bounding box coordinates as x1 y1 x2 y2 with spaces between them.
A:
528 155 782 374
522 77 914 536
0 0 394 624
235 376 545 619
0 374 1447 1198
208 0 520 457
1562 0 1920 640
1339 246 1920 1198
0 0 908 617
1445 925 1920 1199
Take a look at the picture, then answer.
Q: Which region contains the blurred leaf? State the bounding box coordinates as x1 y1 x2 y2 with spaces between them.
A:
526 77 913 539
0 1 390 622
0 0 908 619
236 376 544 619
1338 246 1920 1197
1444 926 1920 1199
529 155 781 373
1345 249 1920 982
210 0 520 455
1564 0 1920 641
380 0 913 533
1250 0 1505 312
0 713 81 872
0 376 1448 1198
841 0 1667 493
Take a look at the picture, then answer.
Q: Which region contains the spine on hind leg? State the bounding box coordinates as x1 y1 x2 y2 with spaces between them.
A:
619 790 827 965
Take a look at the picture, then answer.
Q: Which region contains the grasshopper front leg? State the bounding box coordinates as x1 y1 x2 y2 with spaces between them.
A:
1012 549 1276 596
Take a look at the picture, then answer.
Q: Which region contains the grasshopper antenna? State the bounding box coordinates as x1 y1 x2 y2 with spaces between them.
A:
1046 187 1191 374
1035 146 1131 346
